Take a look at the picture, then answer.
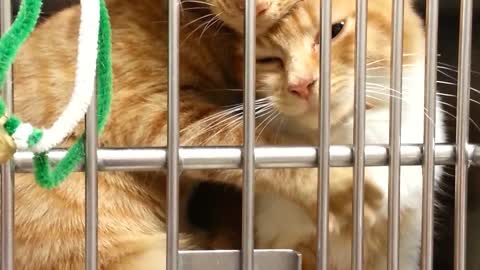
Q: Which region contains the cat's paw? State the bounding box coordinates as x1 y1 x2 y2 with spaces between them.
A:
328 172 384 234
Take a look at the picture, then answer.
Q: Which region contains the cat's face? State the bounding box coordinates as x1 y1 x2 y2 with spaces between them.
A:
203 0 302 34
238 0 424 134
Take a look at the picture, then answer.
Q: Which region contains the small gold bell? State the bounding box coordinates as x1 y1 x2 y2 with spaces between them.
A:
0 114 16 164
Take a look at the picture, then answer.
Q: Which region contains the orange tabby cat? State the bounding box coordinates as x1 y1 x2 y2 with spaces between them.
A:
9 0 299 269
228 0 446 269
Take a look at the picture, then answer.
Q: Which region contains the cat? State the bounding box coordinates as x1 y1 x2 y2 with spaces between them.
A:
227 0 447 269
9 0 299 269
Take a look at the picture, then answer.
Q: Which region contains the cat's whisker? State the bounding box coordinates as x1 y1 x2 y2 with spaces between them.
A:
436 92 456 98
221 97 273 108
366 53 418 67
255 106 275 119
256 112 280 142
365 89 437 126
255 110 278 141
182 13 216 29
203 115 243 145
437 69 461 85
214 20 226 35
366 82 408 95
436 69 480 96
436 92 480 106
436 80 480 96
366 88 479 131
199 13 223 40
436 100 480 132
202 104 275 145
180 6 212 12
366 86 414 96
182 21 216 45
181 0 215 7
186 98 274 143
181 101 258 134
184 111 244 145
203 88 270 92
195 104 245 122
366 75 416 81
438 62 480 75
366 64 417 72
366 90 404 101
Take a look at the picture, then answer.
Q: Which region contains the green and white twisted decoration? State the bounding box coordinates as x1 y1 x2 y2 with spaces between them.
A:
0 0 112 189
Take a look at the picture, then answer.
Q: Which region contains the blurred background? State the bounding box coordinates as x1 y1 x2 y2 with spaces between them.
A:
5 0 480 269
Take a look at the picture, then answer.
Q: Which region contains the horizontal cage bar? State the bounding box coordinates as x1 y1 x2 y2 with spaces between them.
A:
179 250 301 270
12 144 480 172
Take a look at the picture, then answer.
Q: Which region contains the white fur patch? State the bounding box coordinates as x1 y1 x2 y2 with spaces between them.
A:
255 192 315 248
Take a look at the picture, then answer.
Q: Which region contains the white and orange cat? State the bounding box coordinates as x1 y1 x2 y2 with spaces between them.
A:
231 0 446 269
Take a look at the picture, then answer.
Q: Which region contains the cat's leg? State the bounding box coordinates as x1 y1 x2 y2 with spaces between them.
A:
318 168 385 234
109 242 167 270
107 233 201 270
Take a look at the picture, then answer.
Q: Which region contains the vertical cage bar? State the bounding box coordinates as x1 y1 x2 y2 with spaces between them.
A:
1 0 15 269
85 88 98 270
454 0 472 269
387 0 404 269
421 0 438 269
317 0 331 269
242 0 256 269
167 0 180 268
352 0 367 269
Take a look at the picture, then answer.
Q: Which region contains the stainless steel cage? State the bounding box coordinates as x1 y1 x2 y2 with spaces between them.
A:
1 0 479 270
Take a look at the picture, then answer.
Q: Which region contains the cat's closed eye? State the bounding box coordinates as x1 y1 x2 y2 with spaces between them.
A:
257 57 283 66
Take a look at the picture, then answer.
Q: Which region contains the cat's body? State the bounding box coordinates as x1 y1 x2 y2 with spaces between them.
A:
11 0 238 269
9 0 303 269
245 0 447 269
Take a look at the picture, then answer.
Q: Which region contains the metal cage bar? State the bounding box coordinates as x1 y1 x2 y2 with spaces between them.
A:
242 0 256 268
387 0 404 269
454 0 473 269
421 1 439 270
167 0 181 268
352 0 367 269
85 86 98 269
1 0 15 269
12 144 480 171
317 0 331 269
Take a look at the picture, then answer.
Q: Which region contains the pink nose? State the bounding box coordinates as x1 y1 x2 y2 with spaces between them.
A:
288 79 316 99
237 1 270 16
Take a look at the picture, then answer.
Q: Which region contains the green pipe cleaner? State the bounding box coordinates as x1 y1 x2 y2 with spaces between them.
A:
0 0 113 189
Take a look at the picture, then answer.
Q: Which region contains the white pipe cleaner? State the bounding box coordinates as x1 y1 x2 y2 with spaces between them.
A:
13 0 100 152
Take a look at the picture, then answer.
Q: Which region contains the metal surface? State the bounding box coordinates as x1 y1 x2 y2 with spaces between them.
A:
454 0 473 269
388 0 404 269
242 0 256 268
178 250 301 270
317 0 331 269
1 0 15 269
12 144 480 171
85 88 98 270
167 0 181 268
352 0 367 269
421 0 439 269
